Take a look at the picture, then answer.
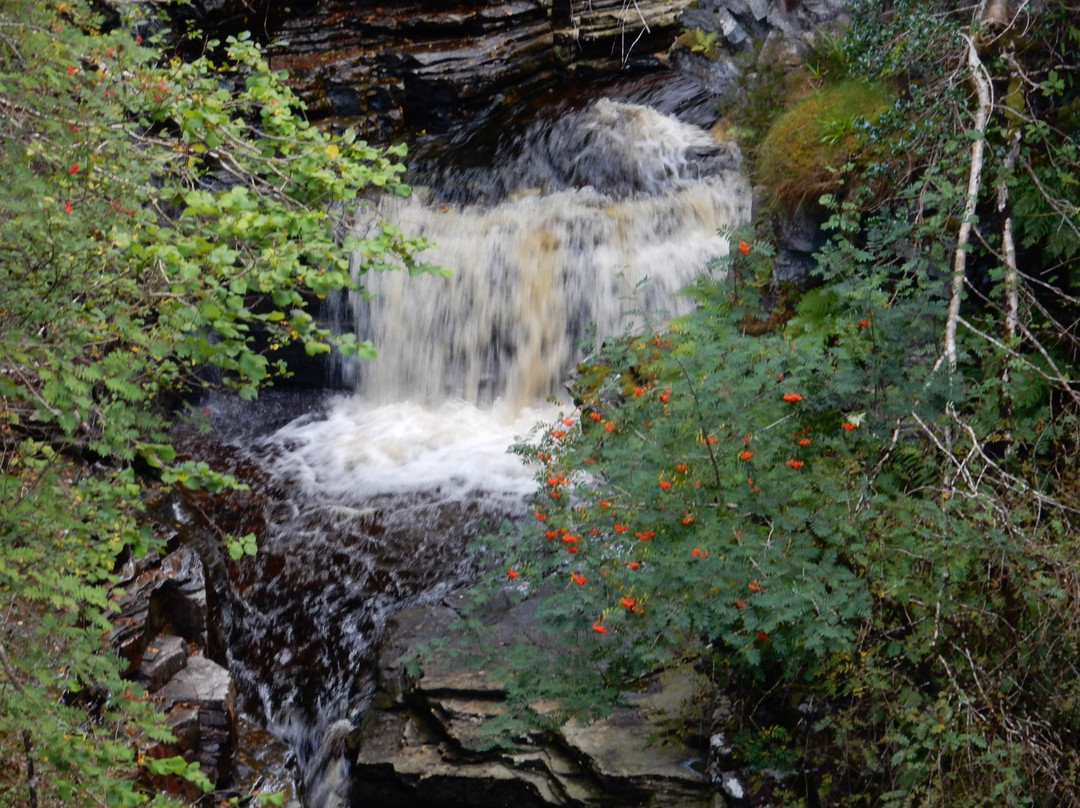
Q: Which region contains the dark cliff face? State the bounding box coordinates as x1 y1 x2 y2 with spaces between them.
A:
175 0 854 144
269 0 559 137
178 0 693 139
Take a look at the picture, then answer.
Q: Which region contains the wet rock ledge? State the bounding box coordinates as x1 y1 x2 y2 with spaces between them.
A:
177 0 853 151
354 592 722 808
110 545 298 804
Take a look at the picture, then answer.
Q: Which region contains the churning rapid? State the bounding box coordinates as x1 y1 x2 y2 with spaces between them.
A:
208 94 751 807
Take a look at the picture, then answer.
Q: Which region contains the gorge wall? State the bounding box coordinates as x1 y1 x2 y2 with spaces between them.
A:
177 0 851 139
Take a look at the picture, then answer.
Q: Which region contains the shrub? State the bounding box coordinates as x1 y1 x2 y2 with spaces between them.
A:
0 1 438 804
456 2 1080 804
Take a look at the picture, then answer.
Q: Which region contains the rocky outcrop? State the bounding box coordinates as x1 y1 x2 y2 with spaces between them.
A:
264 0 558 136
112 547 222 672
680 0 851 59
266 0 702 137
174 0 852 150
673 0 851 94
181 0 698 138
551 0 693 71
153 655 237 786
110 548 239 798
672 0 850 285
352 593 722 807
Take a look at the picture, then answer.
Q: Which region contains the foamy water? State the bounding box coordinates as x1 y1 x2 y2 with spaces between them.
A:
265 398 556 501
281 100 750 509
339 99 751 410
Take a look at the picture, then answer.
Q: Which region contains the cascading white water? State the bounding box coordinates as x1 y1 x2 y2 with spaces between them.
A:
266 98 751 515
347 180 746 409
215 96 751 808
343 98 751 410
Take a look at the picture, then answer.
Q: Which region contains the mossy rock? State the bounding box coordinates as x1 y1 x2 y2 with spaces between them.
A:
671 28 723 61
755 80 894 209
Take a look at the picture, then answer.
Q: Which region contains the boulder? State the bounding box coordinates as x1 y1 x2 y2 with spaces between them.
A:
136 634 189 692
157 653 234 705
151 654 238 788
110 546 216 674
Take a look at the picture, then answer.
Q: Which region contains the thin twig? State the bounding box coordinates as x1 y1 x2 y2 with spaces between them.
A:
957 315 1080 407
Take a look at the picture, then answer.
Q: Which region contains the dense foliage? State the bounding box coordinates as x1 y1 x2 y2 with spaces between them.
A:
464 2 1080 805
0 0 439 804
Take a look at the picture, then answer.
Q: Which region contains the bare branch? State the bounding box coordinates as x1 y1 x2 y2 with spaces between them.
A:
948 405 1080 513
995 125 1023 455
957 314 1080 408
943 35 994 372
997 133 1022 343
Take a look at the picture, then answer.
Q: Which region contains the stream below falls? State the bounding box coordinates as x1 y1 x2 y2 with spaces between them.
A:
177 76 752 807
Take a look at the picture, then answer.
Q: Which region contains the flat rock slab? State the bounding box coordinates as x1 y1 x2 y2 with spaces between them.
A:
157 655 233 706
561 668 707 783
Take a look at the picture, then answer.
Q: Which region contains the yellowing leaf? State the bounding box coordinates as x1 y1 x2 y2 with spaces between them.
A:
325 144 340 160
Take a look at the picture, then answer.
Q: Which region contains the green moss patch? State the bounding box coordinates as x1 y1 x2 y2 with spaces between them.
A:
755 80 894 208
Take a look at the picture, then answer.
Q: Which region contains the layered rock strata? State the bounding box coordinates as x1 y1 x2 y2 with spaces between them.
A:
110 547 242 799
352 593 721 807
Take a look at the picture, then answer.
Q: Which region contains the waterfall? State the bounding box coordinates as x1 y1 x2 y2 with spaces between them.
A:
205 93 751 808
342 97 751 409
